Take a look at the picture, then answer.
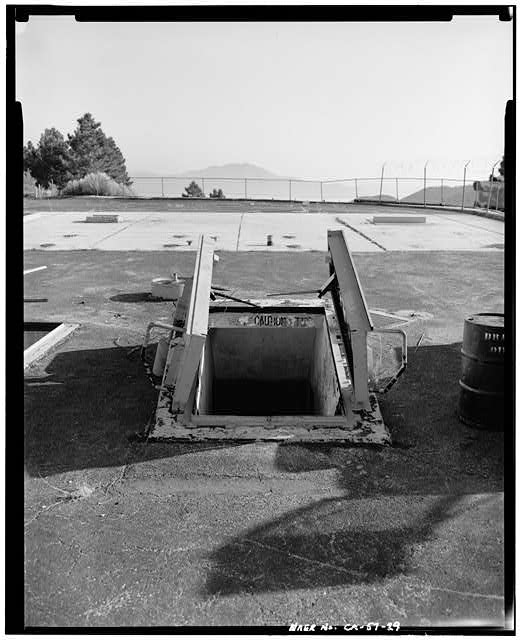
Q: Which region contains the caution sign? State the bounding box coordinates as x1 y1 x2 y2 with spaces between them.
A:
208 313 320 329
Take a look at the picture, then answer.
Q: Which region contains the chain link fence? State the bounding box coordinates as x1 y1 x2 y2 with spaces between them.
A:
25 166 504 213
129 173 504 212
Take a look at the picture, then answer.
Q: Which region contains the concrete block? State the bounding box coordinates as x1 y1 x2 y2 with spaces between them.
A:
85 214 119 223
372 216 426 224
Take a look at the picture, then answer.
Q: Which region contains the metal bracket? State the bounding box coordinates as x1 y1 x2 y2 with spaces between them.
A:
318 273 337 298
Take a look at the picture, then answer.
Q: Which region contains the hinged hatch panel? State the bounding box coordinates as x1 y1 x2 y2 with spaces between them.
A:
327 229 373 332
162 235 215 413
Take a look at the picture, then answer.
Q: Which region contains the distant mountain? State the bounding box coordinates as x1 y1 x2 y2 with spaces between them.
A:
179 163 281 179
401 185 477 207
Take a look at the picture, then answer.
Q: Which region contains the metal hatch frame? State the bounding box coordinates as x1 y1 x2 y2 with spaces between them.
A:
149 231 391 444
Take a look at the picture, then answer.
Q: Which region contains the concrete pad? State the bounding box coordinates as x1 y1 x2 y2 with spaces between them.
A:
23 212 143 251
96 212 243 251
237 213 379 252
23 211 379 253
24 208 503 253
24 211 242 252
335 213 504 251
429 213 506 235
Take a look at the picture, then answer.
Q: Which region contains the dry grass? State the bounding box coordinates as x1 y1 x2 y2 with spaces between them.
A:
62 172 135 197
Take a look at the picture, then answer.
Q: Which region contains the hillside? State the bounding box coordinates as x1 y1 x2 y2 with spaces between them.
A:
401 185 477 208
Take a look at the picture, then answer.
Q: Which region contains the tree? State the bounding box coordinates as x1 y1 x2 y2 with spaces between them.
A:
67 113 131 185
498 156 504 179
209 188 225 199
182 181 205 198
102 136 131 185
23 128 72 189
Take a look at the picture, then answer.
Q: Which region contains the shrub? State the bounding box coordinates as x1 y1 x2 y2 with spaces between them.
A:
36 183 60 198
62 172 135 197
182 181 205 198
209 188 225 199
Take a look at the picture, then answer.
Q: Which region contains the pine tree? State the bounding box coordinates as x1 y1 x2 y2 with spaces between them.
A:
68 113 131 185
102 136 131 185
23 128 72 189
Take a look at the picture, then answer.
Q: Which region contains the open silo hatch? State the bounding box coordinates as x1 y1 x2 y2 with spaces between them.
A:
149 231 406 444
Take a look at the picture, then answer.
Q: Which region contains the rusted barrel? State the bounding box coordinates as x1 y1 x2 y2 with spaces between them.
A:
458 313 504 430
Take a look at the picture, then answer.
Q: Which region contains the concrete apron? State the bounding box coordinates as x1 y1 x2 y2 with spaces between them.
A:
148 298 391 444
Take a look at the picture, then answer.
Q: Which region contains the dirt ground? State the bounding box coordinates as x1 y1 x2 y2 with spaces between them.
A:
22 248 507 629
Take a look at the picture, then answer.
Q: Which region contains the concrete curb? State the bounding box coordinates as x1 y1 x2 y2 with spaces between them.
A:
24 323 79 369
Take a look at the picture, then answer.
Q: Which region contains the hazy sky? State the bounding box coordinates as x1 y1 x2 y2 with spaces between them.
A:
16 15 512 179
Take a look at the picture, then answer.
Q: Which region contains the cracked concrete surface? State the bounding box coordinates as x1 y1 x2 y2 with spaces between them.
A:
22 246 506 629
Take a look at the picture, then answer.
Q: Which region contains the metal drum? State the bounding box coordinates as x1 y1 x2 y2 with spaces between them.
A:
458 313 504 430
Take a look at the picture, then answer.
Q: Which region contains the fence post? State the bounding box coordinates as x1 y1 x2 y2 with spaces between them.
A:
320 181 323 201
161 177 164 198
423 167 426 207
289 179 292 201
441 178 444 206
486 160 500 213
244 178 247 199
379 163 385 203
355 178 358 199
395 178 399 202
461 161 470 211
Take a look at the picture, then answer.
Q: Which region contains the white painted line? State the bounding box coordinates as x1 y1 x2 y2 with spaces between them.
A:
23 266 47 276
24 323 79 369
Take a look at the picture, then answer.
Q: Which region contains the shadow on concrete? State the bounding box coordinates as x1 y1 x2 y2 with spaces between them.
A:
203 342 504 596
109 292 165 303
24 345 241 477
204 493 460 595
24 341 504 490
274 342 504 496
